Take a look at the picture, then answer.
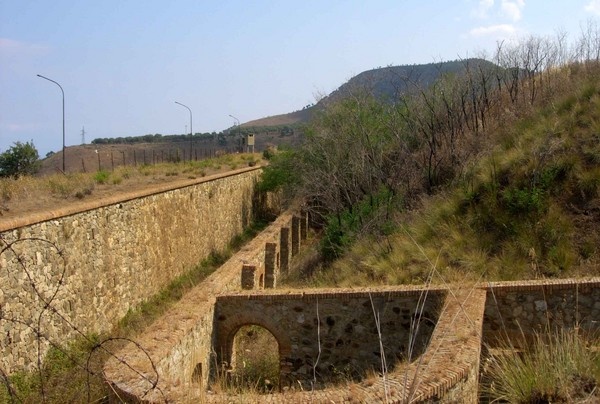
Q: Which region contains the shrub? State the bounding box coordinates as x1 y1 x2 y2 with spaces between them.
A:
0 141 40 178
321 188 396 261
47 177 75 198
502 186 546 215
93 170 110 184
257 149 297 193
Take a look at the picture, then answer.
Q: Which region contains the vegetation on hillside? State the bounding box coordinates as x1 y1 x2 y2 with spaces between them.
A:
303 69 600 286
324 58 498 107
91 131 217 145
237 123 300 136
90 124 301 147
266 26 600 286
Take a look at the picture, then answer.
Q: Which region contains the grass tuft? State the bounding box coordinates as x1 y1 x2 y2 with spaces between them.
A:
483 329 600 403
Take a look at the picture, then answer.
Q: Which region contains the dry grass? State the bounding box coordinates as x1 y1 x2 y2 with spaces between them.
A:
0 153 262 222
482 329 600 403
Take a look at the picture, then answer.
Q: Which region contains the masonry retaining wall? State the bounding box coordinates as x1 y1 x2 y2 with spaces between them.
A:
214 289 444 388
483 278 600 347
0 166 262 373
103 211 308 402
104 256 599 403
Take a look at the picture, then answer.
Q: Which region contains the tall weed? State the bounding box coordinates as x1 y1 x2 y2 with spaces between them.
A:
483 329 600 402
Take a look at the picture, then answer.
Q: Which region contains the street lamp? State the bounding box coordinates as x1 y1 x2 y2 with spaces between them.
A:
229 114 240 152
37 74 65 172
228 114 240 127
175 101 193 161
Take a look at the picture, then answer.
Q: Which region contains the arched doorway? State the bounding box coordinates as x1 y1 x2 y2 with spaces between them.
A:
229 324 280 393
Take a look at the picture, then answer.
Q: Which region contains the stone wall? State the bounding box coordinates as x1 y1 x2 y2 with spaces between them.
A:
103 212 307 402
104 257 599 403
0 166 262 373
482 278 600 347
214 288 445 388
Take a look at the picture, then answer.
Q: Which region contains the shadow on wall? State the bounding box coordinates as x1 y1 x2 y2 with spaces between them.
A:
213 289 446 391
252 178 283 222
224 325 281 394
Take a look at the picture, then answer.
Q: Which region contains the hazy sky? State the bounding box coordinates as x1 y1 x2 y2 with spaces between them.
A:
1 1 599 156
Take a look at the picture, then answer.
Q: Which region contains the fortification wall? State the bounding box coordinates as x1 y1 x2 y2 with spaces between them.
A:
104 250 599 404
0 166 262 373
483 278 600 347
214 289 444 388
103 211 307 402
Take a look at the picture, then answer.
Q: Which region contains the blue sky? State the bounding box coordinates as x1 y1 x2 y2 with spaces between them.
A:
1 0 599 156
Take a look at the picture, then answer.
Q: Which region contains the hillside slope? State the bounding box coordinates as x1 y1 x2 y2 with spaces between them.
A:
280 62 600 288
241 108 313 128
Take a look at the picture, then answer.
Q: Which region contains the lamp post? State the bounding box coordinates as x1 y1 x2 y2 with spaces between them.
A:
175 101 193 161
229 114 240 152
37 74 65 172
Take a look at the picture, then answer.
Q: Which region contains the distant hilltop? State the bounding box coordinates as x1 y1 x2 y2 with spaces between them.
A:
242 58 496 128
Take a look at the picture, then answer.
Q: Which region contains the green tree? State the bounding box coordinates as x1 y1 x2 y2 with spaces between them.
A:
0 141 41 178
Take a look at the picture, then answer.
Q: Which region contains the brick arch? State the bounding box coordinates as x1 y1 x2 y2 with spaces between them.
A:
215 311 292 372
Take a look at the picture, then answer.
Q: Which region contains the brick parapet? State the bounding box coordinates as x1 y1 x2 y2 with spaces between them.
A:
214 287 446 390
207 286 486 403
216 285 447 300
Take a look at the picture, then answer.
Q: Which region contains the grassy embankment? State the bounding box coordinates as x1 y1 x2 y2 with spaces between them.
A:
276 65 600 403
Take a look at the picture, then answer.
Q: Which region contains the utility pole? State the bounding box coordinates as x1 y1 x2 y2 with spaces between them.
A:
81 126 86 145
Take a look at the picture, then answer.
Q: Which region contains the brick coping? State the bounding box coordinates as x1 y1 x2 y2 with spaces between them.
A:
215 285 448 300
483 277 600 292
0 165 262 232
